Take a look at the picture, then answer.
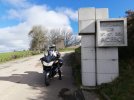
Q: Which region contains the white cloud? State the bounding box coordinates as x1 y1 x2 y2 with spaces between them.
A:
7 9 21 19
1 0 29 7
24 5 71 29
56 8 78 21
65 9 78 21
0 4 78 52
0 23 30 52
0 45 12 53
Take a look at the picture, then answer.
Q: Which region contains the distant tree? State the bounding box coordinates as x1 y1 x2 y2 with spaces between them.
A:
48 28 80 47
48 28 64 45
28 25 48 51
72 35 81 46
119 10 134 58
61 29 81 47
61 29 74 47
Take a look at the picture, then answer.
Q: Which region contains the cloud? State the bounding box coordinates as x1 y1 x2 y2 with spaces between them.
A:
1 0 30 8
0 23 30 52
56 8 78 21
64 9 78 21
0 45 12 53
0 4 78 52
24 5 71 29
7 9 22 20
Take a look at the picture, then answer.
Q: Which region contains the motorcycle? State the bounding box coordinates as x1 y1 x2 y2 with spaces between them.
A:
40 54 63 86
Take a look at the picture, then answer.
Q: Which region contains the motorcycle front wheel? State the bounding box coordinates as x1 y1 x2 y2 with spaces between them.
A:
44 71 50 86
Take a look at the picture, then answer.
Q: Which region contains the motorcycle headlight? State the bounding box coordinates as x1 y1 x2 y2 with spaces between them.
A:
43 61 54 66
54 60 58 63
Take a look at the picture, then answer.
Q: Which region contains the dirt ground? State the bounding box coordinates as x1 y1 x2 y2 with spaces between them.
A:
0 52 76 100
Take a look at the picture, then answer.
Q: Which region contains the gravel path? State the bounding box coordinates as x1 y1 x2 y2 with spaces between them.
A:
0 52 76 100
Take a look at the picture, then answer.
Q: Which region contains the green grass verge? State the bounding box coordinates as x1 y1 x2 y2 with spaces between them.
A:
0 51 40 63
59 47 75 52
75 47 81 54
69 47 82 87
72 47 134 100
71 47 134 100
73 64 82 87
99 59 134 100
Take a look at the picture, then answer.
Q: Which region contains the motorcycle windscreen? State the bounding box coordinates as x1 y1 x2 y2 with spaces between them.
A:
45 55 54 62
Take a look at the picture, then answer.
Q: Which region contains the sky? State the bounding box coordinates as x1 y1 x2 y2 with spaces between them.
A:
0 0 133 52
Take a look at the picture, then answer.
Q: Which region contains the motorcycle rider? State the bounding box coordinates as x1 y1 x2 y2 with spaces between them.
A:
48 44 57 57
41 44 62 80
48 44 62 80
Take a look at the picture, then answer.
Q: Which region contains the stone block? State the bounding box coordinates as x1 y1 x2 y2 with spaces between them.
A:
79 8 95 20
96 8 109 19
97 73 118 85
79 20 95 33
82 60 95 73
82 72 96 86
82 47 95 60
97 48 118 60
96 18 127 47
97 59 119 74
81 35 95 47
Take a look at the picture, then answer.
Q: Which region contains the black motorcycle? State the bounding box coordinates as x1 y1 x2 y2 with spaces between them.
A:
40 54 63 86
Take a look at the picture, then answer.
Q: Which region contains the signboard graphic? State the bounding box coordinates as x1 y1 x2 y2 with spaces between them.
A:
97 18 127 47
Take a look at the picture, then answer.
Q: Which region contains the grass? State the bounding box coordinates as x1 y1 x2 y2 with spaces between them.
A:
0 51 40 63
71 46 134 100
73 64 82 86
75 47 81 54
69 47 82 87
59 47 75 52
99 59 134 100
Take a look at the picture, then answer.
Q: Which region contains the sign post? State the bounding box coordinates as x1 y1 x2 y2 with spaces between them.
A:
79 8 127 86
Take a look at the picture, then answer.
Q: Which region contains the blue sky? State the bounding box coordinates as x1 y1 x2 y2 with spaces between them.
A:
0 0 133 32
0 0 133 52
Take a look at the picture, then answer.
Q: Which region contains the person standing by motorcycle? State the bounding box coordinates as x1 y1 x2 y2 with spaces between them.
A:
48 44 62 80
41 44 63 80
48 44 57 57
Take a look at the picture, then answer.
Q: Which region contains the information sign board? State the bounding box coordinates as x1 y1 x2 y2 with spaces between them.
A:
97 18 127 47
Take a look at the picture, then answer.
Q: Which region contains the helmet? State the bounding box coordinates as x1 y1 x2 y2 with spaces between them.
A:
49 44 56 48
49 44 56 51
